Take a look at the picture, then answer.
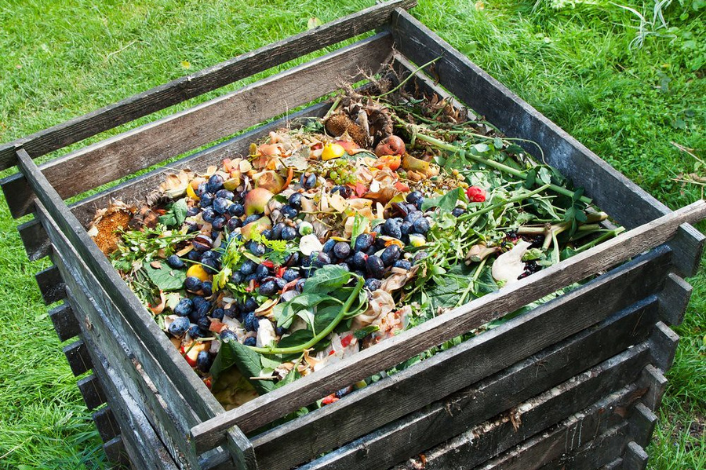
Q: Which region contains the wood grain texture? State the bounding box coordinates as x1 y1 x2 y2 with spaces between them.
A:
80 321 180 470
392 380 641 470
251 249 670 470
648 321 680 371
78 374 107 411
3 33 393 219
389 9 669 230
191 201 706 450
623 442 649 470
63 339 92 376
18 218 50 261
49 231 201 468
103 436 130 468
93 407 121 443
15 149 224 422
535 423 629 470
628 403 657 449
637 365 667 411
658 272 693 326
34 265 66 305
297 310 654 470
668 223 705 278
603 459 624 470
0 0 416 171
48 302 80 342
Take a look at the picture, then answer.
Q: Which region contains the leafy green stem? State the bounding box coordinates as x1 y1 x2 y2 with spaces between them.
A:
249 276 365 355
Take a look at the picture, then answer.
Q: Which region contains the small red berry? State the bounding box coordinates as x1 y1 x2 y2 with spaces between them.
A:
466 186 487 203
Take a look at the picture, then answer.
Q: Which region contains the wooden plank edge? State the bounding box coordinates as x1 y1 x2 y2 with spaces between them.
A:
389 9 671 229
48 302 81 342
15 149 224 421
35 264 66 305
623 442 649 470
0 0 416 171
18 218 50 261
658 272 693 326
250 251 669 470
667 223 705 278
648 321 679 372
93 407 120 443
103 435 131 469
603 458 624 470
3 32 394 219
627 403 657 449
78 374 107 411
191 201 706 450
301 342 651 470
63 339 92 376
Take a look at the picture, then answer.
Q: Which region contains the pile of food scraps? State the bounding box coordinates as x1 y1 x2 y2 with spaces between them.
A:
92 81 624 412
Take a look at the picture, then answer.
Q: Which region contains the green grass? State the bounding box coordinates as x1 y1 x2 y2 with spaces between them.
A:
0 0 703 468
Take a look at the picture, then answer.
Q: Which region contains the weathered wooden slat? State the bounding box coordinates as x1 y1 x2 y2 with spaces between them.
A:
0 0 415 172
251 249 670 470
93 407 121 443
603 458 624 470
34 265 66 305
80 320 179 470
658 272 692 326
668 223 705 277
48 302 80 342
392 380 640 470
191 201 706 450
623 442 649 470
3 33 393 219
648 321 679 371
103 435 130 468
63 339 92 376
15 149 224 423
50 235 202 468
536 423 629 470
637 364 668 411
297 308 655 470
628 403 657 449
78 374 107 411
18 218 50 261
389 9 670 231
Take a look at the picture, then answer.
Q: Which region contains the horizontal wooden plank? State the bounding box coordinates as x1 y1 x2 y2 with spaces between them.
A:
49 228 202 468
35 265 66 305
191 201 706 451
78 374 107 411
80 321 179 470
668 223 705 277
48 302 80 342
3 32 393 219
93 407 120 443
15 149 224 423
103 435 130 468
63 339 92 376
648 321 679 371
0 0 415 171
251 249 671 470
396 382 640 470
535 423 628 470
603 458 624 470
18 218 50 261
297 304 655 470
658 272 692 326
623 441 649 470
389 9 668 230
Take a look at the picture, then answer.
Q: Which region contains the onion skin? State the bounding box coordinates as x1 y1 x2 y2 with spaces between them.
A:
375 135 406 157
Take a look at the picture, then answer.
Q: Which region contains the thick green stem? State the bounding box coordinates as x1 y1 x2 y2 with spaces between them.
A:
249 277 364 355
457 184 552 222
414 133 592 204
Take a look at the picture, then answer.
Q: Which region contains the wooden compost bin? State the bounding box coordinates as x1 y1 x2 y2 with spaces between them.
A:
1 2 704 469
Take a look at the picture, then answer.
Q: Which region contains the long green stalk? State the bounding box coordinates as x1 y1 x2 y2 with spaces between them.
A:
248 277 364 355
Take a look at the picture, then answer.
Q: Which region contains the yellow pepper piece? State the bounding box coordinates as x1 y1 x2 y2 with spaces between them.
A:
186 183 200 201
186 264 210 281
322 143 346 161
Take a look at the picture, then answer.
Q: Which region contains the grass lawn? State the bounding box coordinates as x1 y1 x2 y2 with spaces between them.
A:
0 0 703 468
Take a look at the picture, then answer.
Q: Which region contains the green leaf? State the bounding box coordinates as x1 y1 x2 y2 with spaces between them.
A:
350 214 368 249
142 261 186 291
277 330 314 349
212 267 231 291
422 187 464 212
303 265 352 294
211 338 275 394
314 304 341 334
354 325 380 339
